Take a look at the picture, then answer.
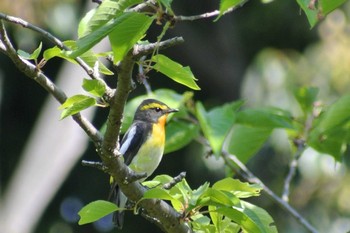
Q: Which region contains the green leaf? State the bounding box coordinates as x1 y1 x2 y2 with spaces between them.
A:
311 128 348 161
143 188 175 201
320 0 348 15
240 201 278 233
227 125 272 163
142 186 183 211
295 0 346 28
143 174 173 188
236 107 294 129
82 79 106 97
59 94 96 119
294 86 319 114
215 0 245 21
79 0 142 38
78 8 96 38
191 214 217 232
43 41 113 75
217 204 277 233
318 95 350 131
78 200 119 225
68 12 136 58
17 42 42 60
199 188 239 208
189 182 210 206
307 96 350 160
158 0 174 14
164 120 199 154
196 101 243 156
213 178 262 198
109 13 153 63
152 54 201 90
296 0 319 28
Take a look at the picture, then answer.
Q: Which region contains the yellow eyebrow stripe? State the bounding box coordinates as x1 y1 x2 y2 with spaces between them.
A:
140 103 167 111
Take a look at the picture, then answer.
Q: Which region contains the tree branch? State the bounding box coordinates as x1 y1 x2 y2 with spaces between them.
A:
0 20 103 146
0 12 113 99
163 172 187 190
222 150 319 233
133 37 184 59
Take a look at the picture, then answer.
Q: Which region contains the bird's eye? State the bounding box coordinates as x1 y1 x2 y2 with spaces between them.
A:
154 107 161 112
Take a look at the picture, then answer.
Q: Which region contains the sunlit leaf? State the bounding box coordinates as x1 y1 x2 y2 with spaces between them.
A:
307 95 350 160
199 188 239 207
320 0 348 15
296 0 319 28
294 86 319 114
78 200 118 225
196 101 243 156
143 188 174 201
215 0 245 21
318 95 350 131
17 42 42 60
213 177 262 198
240 201 278 233
43 41 113 75
68 13 135 58
79 0 142 38
152 54 200 90
227 125 272 163
217 204 277 233
59 94 96 119
295 0 346 28
158 0 174 14
189 182 210 206
109 13 153 63
82 79 106 97
236 107 294 129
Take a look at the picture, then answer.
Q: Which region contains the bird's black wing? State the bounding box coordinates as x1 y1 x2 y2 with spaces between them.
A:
120 120 151 166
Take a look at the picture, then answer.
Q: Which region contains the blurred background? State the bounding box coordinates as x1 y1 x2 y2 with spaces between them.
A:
1 0 350 232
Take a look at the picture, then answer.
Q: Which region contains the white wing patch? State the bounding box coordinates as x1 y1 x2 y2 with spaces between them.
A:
120 125 137 155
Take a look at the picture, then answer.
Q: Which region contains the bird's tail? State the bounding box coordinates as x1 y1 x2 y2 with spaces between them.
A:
109 182 127 229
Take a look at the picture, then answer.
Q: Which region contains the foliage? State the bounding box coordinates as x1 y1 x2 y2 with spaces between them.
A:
2 0 349 232
296 0 348 28
80 176 278 233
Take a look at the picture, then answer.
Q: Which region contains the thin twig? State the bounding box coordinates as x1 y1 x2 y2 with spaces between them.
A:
81 160 106 171
174 0 248 21
282 139 305 202
138 56 152 94
163 172 187 190
133 37 184 59
222 150 319 233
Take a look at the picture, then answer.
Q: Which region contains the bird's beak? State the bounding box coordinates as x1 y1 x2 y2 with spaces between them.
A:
167 108 179 114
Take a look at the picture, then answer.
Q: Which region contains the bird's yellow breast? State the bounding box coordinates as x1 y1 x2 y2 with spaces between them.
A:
129 117 167 179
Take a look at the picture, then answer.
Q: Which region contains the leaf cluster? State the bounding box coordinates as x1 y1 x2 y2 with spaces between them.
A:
79 176 277 233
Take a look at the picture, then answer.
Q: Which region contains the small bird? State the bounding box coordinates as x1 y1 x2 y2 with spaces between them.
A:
109 98 178 229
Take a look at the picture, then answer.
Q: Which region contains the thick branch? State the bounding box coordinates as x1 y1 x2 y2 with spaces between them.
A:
222 150 319 233
100 49 190 232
